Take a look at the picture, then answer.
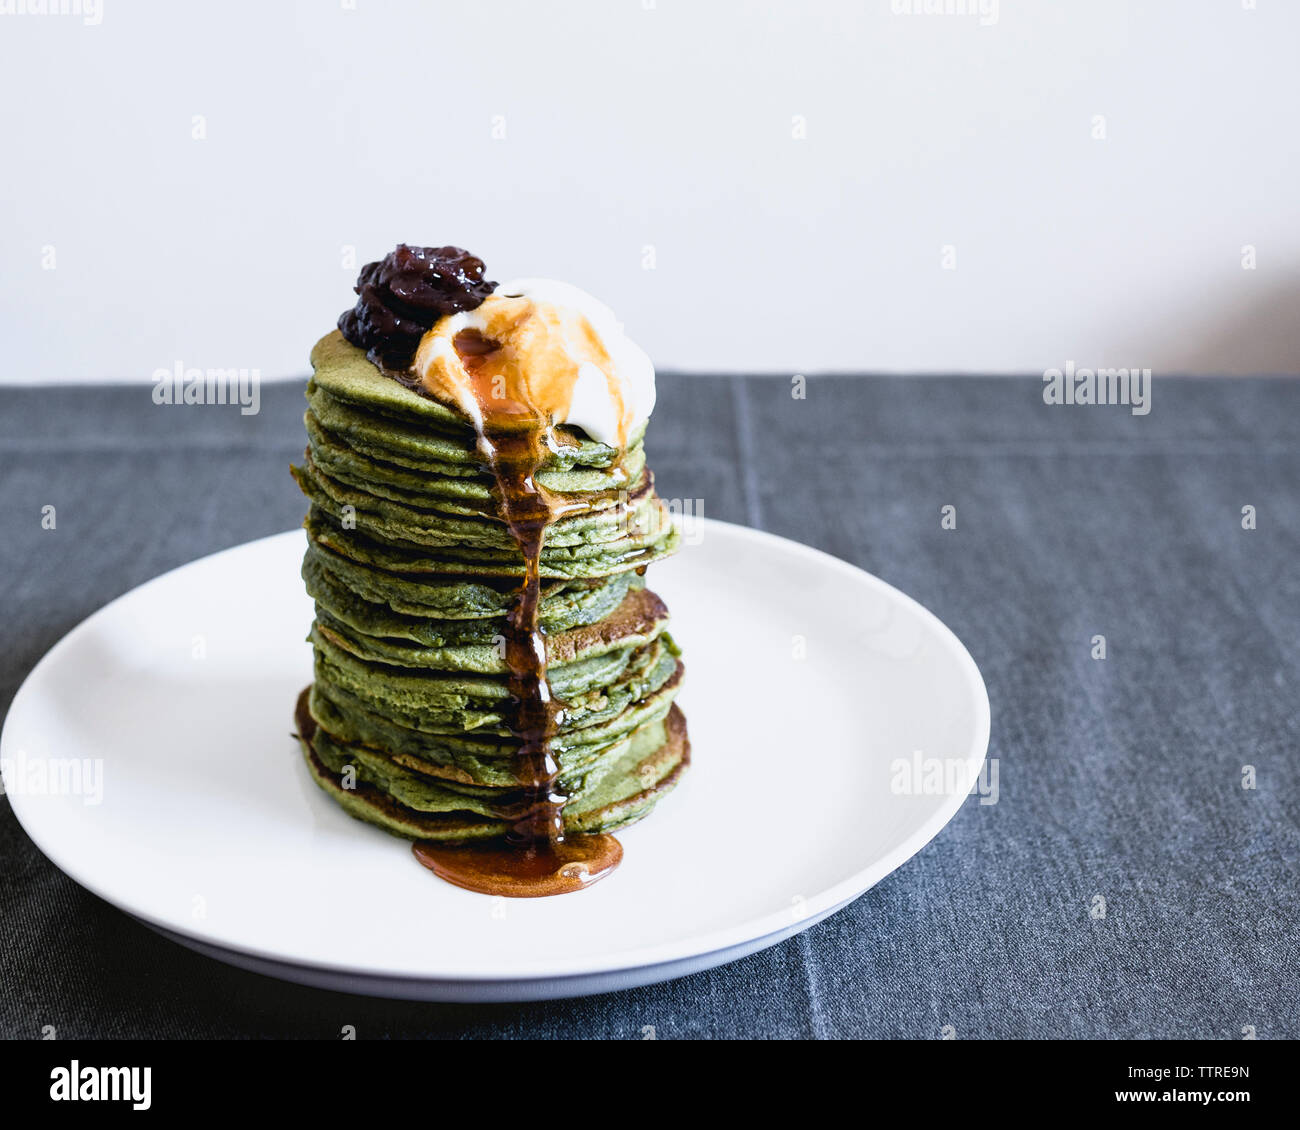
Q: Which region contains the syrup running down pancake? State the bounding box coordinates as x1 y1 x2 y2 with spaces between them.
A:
292 245 689 896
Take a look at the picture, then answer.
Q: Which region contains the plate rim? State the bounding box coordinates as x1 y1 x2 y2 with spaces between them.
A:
2 519 990 986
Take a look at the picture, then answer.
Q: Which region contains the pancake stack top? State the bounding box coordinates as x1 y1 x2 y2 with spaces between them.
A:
292 246 689 896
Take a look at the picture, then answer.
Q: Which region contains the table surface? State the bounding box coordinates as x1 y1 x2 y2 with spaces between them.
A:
1 375 1297 1040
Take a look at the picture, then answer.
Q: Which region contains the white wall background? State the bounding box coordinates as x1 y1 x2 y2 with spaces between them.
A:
1 0 1298 382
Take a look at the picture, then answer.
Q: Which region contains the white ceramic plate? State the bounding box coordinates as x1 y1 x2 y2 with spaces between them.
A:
2 520 988 1001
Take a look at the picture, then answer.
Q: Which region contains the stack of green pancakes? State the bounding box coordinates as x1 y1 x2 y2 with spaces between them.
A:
292 330 689 842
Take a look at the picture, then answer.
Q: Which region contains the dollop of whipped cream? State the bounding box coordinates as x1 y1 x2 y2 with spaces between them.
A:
412 278 655 450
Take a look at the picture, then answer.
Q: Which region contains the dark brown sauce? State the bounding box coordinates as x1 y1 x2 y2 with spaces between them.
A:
413 835 622 897
410 332 623 896
486 422 567 846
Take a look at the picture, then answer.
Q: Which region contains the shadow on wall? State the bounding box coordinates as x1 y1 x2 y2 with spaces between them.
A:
1163 273 1300 376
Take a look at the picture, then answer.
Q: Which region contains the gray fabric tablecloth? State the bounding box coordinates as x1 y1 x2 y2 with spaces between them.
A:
1 375 1297 1040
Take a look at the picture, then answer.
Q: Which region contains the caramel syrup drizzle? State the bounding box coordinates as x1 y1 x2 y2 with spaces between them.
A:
407 329 626 895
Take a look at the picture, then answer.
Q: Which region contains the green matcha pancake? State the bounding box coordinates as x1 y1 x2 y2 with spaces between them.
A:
293 245 689 896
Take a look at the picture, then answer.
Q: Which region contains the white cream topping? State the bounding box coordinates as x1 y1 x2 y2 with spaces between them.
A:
493 277 657 447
